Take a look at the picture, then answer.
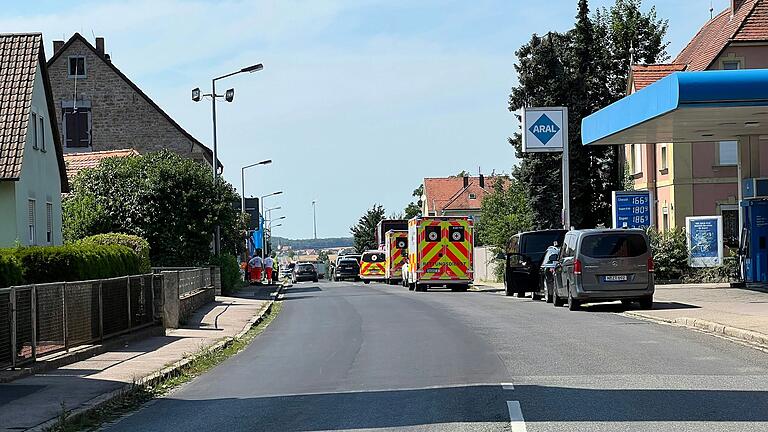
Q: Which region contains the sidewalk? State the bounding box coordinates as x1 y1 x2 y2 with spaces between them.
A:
0 285 276 432
626 283 768 347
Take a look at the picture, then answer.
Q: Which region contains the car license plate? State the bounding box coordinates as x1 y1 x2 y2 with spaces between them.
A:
426 268 439 273
603 275 628 282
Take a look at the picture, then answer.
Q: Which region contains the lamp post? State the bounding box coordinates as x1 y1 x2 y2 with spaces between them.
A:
268 216 286 230
312 200 317 239
265 206 281 222
240 160 271 262
192 62 264 255
261 191 283 260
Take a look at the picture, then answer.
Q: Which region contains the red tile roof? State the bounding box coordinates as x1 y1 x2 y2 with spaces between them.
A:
64 148 138 180
0 33 68 190
424 176 511 213
631 64 686 90
735 0 768 41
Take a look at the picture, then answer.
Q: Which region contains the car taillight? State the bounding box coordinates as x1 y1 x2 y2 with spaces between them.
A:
573 259 582 275
647 256 654 273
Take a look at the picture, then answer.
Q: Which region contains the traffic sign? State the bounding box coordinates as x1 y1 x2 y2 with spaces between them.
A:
612 190 653 229
522 107 567 153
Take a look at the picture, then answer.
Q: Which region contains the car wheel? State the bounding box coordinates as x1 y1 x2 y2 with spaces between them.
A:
621 299 634 306
516 291 527 298
567 285 580 311
313 278 318 283
638 296 653 310
408 282 415 291
553 287 564 307
363 280 370 284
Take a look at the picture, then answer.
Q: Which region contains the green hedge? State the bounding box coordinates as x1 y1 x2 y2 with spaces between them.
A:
78 233 151 273
0 251 23 288
208 254 243 295
0 244 144 286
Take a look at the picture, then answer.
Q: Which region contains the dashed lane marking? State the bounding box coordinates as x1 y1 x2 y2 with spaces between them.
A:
507 401 528 432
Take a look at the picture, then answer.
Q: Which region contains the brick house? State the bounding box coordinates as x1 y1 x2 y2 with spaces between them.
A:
625 0 768 247
0 33 68 247
421 175 511 223
46 34 215 167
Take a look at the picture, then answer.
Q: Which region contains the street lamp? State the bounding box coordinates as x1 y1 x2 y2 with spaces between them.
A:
312 200 317 240
268 216 286 229
192 62 264 255
265 206 281 221
240 160 272 260
261 191 283 260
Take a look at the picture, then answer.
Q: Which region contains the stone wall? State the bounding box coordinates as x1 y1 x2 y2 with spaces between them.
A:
179 288 216 325
48 37 210 165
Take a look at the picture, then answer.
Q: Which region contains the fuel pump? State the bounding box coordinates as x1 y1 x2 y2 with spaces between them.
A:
741 198 768 283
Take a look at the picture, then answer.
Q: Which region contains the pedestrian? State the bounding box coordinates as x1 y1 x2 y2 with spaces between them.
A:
264 254 275 285
248 253 263 284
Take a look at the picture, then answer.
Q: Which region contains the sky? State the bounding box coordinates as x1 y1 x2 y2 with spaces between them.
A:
3 0 733 238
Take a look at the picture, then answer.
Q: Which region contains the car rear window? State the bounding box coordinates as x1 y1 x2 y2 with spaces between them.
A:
362 252 383 262
580 233 648 258
523 232 565 263
339 259 358 266
298 264 314 271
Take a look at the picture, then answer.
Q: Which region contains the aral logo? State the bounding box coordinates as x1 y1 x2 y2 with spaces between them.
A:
529 114 560 145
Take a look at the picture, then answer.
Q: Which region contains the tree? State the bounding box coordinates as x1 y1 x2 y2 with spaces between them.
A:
476 177 532 248
403 184 423 219
350 204 385 253
63 150 244 266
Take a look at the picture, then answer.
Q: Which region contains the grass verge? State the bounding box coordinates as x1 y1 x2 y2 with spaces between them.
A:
46 301 282 432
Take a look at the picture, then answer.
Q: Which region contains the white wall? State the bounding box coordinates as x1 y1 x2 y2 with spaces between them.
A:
474 246 501 282
7 62 64 247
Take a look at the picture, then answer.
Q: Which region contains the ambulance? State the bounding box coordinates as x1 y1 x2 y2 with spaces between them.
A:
359 250 386 283
384 230 408 284
404 216 474 292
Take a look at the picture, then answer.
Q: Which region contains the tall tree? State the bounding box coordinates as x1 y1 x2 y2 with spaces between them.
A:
350 204 385 253
404 184 423 219
476 178 532 249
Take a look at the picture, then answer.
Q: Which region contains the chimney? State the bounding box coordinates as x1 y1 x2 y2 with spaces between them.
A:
479 174 485 188
462 176 469 188
732 0 746 15
95 37 105 57
53 40 64 54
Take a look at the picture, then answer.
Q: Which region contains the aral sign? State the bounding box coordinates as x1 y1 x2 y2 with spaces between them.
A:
522 107 567 153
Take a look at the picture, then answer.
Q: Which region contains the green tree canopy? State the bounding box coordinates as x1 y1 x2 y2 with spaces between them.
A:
476 177 532 249
63 150 243 266
403 184 423 219
350 204 385 253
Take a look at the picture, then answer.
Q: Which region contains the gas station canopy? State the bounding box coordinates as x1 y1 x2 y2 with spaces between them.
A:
582 69 768 146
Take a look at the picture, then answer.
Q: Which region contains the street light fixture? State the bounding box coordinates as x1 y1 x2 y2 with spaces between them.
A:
240 159 272 259
192 62 264 255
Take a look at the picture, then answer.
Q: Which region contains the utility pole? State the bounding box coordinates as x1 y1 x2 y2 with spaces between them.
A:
312 200 317 239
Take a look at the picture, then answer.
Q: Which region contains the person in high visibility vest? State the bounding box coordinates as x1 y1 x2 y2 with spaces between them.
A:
248 253 263 284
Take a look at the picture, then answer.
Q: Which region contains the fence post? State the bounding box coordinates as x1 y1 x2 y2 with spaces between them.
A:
98 280 104 342
10 287 16 368
126 276 132 330
31 285 36 362
63 282 69 352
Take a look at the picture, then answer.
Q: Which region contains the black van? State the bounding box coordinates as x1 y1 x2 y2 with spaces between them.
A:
504 229 567 298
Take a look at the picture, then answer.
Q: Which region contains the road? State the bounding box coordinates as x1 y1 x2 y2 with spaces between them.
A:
103 281 768 431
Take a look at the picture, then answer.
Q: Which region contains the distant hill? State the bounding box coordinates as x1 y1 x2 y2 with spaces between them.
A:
273 236 354 250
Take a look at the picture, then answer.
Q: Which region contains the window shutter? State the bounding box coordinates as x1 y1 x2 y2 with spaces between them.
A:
28 199 36 244
31 112 38 149
46 203 53 243
39 116 45 151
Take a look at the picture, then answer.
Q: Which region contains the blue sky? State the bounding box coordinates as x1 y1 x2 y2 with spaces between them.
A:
3 0 732 238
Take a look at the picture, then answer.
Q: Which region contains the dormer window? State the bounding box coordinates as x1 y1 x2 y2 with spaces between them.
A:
469 193 477 200
68 56 86 78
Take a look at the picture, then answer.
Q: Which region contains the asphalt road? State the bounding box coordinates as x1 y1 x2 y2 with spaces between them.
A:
103 281 768 431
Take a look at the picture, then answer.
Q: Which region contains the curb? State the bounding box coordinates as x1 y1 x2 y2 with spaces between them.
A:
624 311 768 350
30 284 284 432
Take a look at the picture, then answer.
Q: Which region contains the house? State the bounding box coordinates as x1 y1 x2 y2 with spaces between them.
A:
421 175 510 222
46 34 216 168
625 0 768 247
0 33 68 247
64 148 138 181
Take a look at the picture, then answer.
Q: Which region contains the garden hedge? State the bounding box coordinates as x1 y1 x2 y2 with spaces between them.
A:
78 233 151 273
0 244 144 287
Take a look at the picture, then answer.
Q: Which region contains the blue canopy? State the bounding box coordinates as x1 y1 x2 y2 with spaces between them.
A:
582 69 768 146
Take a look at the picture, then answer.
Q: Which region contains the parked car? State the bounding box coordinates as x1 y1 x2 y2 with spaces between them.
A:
334 258 360 281
539 245 560 303
503 229 567 298
292 262 319 283
280 262 296 279
553 229 654 311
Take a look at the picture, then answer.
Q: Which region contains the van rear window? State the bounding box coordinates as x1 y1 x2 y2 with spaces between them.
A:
362 252 384 262
580 233 648 258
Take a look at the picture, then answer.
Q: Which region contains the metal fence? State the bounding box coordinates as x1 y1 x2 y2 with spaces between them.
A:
0 274 158 370
177 268 212 297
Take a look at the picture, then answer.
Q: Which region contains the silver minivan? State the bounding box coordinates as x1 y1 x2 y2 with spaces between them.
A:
553 229 654 311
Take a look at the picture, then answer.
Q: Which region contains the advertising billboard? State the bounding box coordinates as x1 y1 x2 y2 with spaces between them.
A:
686 216 723 267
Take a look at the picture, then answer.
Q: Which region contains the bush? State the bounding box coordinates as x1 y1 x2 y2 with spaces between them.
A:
78 233 151 273
0 251 23 288
208 254 243 295
3 244 143 285
647 227 688 281
682 255 739 284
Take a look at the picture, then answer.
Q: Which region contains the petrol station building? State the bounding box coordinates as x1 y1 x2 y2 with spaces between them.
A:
619 0 768 248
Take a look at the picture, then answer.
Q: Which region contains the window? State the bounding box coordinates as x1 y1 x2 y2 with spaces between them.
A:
580 233 648 258
660 145 668 171
718 141 738 166
68 56 86 77
38 115 45 151
28 199 36 245
31 112 38 149
46 202 53 243
631 144 643 174
468 193 477 200
63 108 91 148
662 207 670 232
721 205 739 248
722 60 740 70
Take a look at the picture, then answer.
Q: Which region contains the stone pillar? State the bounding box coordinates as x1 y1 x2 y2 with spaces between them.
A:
211 266 222 296
161 271 180 328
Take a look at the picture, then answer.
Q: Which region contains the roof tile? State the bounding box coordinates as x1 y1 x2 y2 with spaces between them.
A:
63 148 139 180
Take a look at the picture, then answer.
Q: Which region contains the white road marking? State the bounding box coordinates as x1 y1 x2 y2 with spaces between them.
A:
507 401 528 432
501 383 515 390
